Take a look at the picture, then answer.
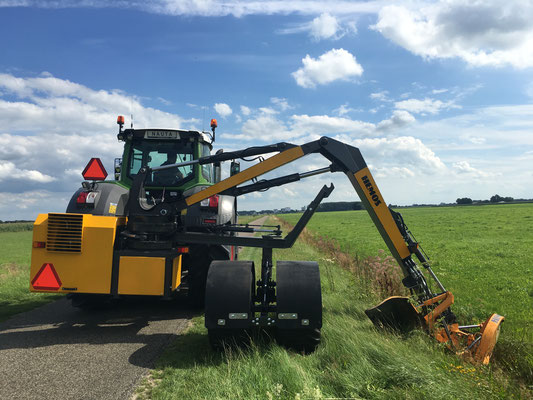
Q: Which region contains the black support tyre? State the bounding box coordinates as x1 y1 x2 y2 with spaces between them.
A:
275 261 322 353
205 260 255 349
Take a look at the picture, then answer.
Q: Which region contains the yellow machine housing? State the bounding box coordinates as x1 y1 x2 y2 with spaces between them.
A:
30 213 182 296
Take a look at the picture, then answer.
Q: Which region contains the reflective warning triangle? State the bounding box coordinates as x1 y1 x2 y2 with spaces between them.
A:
82 158 108 181
31 263 62 290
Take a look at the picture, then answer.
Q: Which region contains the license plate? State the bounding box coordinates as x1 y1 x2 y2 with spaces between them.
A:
145 130 179 139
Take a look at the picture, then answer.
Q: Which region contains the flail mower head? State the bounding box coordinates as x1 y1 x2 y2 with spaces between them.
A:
365 294 504 365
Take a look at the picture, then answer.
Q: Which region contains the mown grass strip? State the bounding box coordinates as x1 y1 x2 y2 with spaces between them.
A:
136 218 525 400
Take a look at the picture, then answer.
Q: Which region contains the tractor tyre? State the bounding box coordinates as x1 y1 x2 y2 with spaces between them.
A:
205 260 255 350
275 261 322 353
187 245 230 309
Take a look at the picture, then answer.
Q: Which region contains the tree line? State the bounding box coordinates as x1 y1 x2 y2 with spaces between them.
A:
456 194 519 205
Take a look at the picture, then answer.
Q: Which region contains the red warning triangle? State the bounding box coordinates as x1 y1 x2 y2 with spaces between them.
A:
82 158 108 181
31 263 62 290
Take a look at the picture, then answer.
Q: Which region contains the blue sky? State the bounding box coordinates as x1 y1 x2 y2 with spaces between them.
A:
0 1 532 220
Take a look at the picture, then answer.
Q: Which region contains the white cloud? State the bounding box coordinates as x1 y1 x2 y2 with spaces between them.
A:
310 13 341 40
0 161 55 183
0 73 193 134
370 91 389 102
395 98 459 115
231 108 417 142
240 105 251 116
453 161 493 178
350 136 446 173
373 1 533 68
333 103 362 116
291 114 376 137
292 48 363 89
376 110 416 132
240 114 293 141
0 72 197 217
214 102 232 118
2 1 383 18
270 97 292 111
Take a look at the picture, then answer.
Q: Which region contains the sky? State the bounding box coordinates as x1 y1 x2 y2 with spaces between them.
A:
0 0 532 220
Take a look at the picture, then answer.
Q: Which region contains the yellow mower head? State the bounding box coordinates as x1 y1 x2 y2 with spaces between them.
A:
365 293 504 364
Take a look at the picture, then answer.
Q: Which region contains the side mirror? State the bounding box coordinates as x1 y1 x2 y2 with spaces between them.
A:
214 163 222 183
230 160 240 176
214 149 223 183
114 158 122 181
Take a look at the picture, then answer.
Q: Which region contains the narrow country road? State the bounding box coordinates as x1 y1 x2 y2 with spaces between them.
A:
0 297 194 400
0 216 267 400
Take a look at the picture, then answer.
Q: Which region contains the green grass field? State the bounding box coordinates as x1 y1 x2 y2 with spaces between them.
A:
137 217 526 399
1 208 531 397
280 204 533 384
0 225 61 321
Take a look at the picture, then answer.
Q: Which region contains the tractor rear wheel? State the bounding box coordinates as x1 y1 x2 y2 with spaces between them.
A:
275 261 322 353
205 260 255 349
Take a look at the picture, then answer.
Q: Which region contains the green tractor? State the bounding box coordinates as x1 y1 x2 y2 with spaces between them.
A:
62 117 238 307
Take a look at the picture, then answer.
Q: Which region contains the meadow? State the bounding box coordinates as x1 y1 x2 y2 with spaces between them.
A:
280 204 533 384
138 215 527 399
1 207 531 398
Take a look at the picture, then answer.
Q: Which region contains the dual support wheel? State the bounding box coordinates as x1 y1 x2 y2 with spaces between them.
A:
205 260 322 353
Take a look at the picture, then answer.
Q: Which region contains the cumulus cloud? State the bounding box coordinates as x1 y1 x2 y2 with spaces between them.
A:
292 48 363 89
0 161 55 183
214 102 233 118
240 114 293 141
0 73 192 134
376 110 416 132
0 72 196 219
395 98 460 115
240 105 251 116
370 91 390 102
373 0 533 68
277 12 357 40
291 114 376 137
270 97 292 112
350 136 446 173
453 161 493 178
231 107 417 142
333 103 362 116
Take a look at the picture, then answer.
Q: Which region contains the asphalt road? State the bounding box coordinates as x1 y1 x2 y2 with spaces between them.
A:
0 217 267 400
0 297 194 399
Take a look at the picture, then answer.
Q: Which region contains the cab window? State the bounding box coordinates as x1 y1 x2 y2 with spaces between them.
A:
128 140 195 186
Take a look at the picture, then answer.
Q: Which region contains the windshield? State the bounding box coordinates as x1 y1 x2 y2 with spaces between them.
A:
128 140 194 186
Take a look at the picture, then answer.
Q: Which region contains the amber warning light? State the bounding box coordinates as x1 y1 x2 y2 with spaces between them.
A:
82 158 108 181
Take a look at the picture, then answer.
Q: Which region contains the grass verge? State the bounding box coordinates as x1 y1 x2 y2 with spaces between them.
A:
0 230 62 322
135 218 527 399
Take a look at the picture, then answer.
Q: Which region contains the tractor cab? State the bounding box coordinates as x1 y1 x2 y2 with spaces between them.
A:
116 116 217 196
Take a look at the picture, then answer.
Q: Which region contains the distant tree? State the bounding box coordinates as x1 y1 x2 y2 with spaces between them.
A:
502 196 514 202
490 194 503 203
456 197 473 205
317 201 363 212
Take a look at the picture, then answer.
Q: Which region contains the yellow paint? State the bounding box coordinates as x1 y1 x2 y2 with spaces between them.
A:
172 255 182 291
353 168 410 259
30 214 125 294
186 146 305 206
118 256 166 296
